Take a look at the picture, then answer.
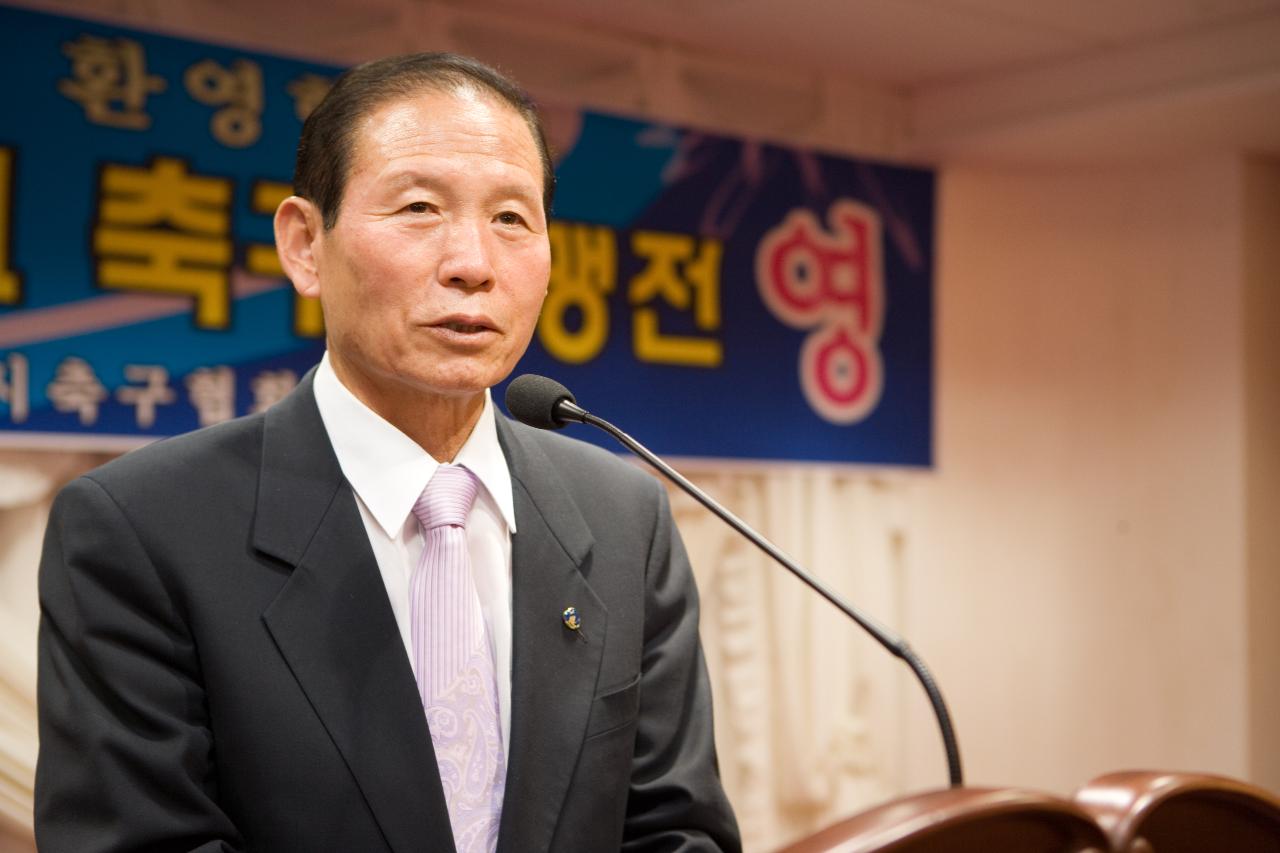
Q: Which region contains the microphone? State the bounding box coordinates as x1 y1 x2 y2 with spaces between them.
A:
504 374 964 788
502 373 587 429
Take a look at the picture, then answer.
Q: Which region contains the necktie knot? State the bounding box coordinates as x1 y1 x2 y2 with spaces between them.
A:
413 464 479 531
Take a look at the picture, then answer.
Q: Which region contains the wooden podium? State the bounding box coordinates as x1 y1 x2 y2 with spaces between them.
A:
775 771 1280 852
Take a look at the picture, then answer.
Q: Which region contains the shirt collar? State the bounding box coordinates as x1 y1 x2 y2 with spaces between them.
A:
312 352 517 539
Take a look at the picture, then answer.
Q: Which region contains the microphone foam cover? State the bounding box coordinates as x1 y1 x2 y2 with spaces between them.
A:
505 374 576 430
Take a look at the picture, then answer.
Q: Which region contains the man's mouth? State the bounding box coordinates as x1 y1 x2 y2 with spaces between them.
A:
432 313 497 335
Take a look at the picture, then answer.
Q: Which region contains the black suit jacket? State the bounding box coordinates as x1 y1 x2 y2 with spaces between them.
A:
35 372 740 852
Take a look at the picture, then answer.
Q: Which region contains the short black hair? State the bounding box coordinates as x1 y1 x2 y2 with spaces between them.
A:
293 52 555 230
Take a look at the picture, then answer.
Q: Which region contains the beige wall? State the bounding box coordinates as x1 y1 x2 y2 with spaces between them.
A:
902 158 1267 793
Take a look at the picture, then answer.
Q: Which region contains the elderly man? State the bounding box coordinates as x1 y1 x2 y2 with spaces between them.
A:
36 53 740 853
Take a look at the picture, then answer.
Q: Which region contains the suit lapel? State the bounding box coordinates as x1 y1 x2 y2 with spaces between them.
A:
254 373 454 853
495 418 607 853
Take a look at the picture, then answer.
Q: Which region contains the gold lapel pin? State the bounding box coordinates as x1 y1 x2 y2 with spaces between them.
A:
562 606 587 642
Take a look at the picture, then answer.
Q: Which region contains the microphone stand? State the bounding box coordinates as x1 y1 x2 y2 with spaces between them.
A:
555 397 964 788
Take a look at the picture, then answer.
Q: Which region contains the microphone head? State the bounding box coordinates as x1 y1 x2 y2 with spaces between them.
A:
505 374 577 430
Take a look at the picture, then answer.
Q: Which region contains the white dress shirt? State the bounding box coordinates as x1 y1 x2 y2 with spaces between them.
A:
312 353 516 753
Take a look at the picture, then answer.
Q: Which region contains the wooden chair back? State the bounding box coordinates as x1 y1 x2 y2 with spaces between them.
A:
776 787 1110 853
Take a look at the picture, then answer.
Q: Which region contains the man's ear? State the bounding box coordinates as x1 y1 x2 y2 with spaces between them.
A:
274 196 325 299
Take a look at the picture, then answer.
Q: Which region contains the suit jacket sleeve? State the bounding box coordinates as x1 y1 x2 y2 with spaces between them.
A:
36 474 245 853
623 485 740 853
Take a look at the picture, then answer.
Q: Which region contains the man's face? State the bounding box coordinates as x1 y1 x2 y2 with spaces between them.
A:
311 86 551 410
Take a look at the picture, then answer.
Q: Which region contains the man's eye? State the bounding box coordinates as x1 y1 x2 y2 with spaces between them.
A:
404 201 433 214
495 211 525 227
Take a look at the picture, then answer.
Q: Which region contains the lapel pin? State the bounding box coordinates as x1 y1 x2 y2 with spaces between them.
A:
562 606 587 642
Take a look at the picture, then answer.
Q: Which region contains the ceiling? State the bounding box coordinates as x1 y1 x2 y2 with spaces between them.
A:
490 0 1280 88
485 0 1280 164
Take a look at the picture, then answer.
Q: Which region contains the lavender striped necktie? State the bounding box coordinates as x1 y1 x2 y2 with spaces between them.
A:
410 464 505 853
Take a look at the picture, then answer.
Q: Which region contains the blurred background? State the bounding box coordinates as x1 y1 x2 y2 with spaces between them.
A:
1 1 1278 850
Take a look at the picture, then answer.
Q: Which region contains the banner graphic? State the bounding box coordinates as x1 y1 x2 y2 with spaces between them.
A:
0 6 934 464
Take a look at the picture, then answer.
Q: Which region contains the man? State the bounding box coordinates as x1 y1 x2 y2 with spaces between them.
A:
36 53 740 853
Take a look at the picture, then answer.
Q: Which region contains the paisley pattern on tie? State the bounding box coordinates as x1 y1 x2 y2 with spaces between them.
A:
411 465 505 853
425 645 506 852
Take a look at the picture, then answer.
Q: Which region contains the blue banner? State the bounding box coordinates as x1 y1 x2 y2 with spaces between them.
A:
0 5 934 465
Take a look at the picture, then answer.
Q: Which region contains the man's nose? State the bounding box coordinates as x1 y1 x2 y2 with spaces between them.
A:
438 219 495 289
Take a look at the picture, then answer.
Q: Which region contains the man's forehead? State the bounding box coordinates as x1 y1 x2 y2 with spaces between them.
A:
353 85 536 159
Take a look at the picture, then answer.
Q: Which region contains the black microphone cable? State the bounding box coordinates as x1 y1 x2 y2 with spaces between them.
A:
505 373 964 788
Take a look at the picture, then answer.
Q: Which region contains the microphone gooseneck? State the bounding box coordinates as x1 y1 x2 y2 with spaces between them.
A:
503 374 964 788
